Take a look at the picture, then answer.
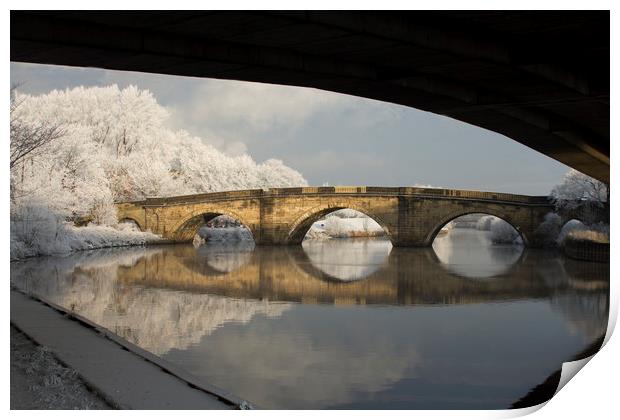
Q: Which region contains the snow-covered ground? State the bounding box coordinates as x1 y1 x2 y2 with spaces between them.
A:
11 326 109 409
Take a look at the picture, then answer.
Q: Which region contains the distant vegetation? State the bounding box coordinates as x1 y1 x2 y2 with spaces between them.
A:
475 215 523 245
306 210 386 240
10 85 306 258
540 170 609 249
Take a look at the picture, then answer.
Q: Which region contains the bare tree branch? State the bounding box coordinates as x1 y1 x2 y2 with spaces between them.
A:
10 86 66 170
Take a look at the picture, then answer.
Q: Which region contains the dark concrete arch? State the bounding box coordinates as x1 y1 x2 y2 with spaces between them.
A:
286 204 393 245
10 11 610 182
426 210 527 246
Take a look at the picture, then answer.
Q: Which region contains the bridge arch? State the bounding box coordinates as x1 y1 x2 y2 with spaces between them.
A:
426 210 528 246
169 208 257 243
286 202 394 245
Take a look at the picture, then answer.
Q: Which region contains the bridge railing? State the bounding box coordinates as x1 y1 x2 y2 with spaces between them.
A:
139 189 265 206
115 187 551 206
266 187 549 204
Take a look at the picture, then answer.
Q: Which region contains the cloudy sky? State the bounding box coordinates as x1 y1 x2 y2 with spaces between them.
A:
10 62 571 195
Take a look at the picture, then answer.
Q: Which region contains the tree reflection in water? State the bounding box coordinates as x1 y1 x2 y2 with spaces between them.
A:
10 232 609 409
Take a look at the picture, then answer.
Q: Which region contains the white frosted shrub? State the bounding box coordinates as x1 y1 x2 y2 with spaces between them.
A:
10 201 162 260
557 220 609 245
314 214 383 238
324 215 349 237
331 209 367 218
476 215 495 231
489 218 522 244
11 202 65 258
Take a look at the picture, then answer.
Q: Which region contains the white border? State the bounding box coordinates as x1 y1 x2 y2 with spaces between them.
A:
4 2 617 419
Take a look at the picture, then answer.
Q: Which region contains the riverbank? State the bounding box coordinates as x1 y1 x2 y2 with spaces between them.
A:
10 289 245 409
560 237 609 263
11 325 111 409
10 220 165 261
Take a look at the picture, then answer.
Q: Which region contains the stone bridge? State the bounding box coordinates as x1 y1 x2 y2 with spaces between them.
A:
115 186 555 247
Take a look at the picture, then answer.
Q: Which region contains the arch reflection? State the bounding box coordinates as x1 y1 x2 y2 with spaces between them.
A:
432 228 523 279
299 238 392 282
10 240 608 410
11 240 602 311
194 241 255 274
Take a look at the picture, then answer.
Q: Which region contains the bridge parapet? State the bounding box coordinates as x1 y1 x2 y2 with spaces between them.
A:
136 189 265 206
116 186 550 206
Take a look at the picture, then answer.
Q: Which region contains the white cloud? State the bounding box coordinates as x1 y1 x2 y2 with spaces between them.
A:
164 78 403 156
172 79 346 132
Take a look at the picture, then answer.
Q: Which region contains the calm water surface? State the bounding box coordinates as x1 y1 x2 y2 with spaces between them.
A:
11 229 609 409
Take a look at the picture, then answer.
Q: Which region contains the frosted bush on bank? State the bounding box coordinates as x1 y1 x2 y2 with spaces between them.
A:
489 218 522 244
193 226 254 247
548 169 609 247
557 220 609 245
476 215 495 231
10 204 161 260
10 85 308 259
329 209 367 219
472 214 522 245
550 169 608 226
306 210 386 239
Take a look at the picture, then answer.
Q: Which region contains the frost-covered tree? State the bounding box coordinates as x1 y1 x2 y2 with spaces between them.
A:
10 87 65 202
476 215 495 231
489 218 522 245
10 85 308 259
11 85 307 210
474 215 521 244
550 169 608 224
10 87 65 170
530 170 609 247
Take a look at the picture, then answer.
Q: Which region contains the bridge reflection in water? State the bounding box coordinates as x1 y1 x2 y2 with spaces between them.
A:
10 231 609 409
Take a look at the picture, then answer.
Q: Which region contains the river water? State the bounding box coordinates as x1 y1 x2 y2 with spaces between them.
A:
10 228 609 409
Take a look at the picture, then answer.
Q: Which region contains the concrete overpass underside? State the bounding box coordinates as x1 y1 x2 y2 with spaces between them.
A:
10 11 609 182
